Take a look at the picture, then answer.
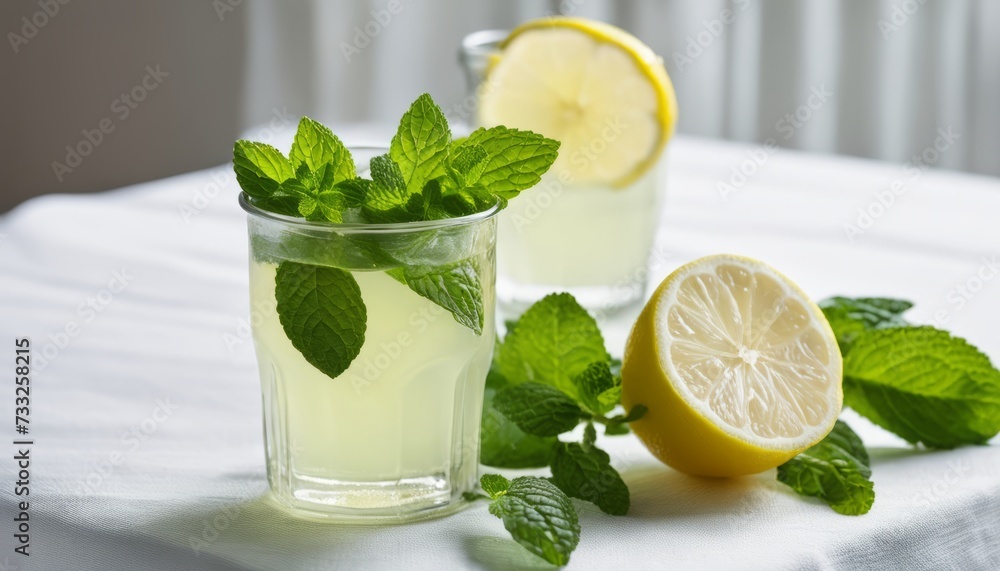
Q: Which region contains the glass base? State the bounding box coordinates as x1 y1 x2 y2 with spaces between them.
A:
268 472 469 524
498 278 645 317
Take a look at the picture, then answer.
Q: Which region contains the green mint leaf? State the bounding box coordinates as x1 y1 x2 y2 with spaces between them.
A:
777 420 874 515
424 182 499 220
371 153 406 193
390 93 451 195
819 296 913 351
598 386 622 412
233 141 300 215
551 441 630 515
480 370 557 469
297 189 347 223
462 126 560 200
274 262 367 379
334 178 370 208
447 142 490 187
387 258 484 335
583 422 597 447
496 293 609 399
603 423 630 436
361 154 425 223
614 404 648 424
492 382 586 437
480 474 511 499
843 326 1000 448
289 116 355 183
289 162 352 223
487 476 581 566
574 361 619 415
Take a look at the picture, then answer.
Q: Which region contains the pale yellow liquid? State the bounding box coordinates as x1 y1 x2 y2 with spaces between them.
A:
250 261 494 515
497 158 665 309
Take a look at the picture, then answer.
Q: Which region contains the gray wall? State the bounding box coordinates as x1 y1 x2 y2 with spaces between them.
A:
1 0 245 212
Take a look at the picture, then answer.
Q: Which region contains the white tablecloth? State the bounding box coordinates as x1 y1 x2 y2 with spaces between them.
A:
1 134 999 571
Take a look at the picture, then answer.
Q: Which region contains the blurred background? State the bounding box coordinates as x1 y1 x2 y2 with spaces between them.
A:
2 0 998 213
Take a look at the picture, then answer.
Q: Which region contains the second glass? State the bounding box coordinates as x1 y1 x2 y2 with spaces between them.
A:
460 30 669 314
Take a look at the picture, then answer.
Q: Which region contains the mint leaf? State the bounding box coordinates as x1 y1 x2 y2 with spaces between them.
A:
574 361 619 415
274 262 367 379
333 178 370 208
297 188 347 222
361 154 424 223
463 126 561 199
233 141 300 216
496 293 609 399
820 296 912 351
486 476 581 566
481 370 557 469
388 259 484 334
603 422 630 436
492 382 585 437
608 404 647 425
289 117 355 182
551 440 630 515
480 474 511 499
447 142 489 187
236 122 356 223
424 181 499 220
843 327 1000 448
777 420 874 515
285 163 353 223
390 93 451 195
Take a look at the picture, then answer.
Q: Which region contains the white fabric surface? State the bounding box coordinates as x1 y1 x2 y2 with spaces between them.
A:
1 135 999 571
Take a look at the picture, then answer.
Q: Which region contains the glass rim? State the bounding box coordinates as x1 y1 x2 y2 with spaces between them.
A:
239 143 502 234
240 193 501 234
459 29 508 56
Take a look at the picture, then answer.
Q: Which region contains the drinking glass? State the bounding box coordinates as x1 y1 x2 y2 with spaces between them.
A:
459 30 668 314
241 147 498 521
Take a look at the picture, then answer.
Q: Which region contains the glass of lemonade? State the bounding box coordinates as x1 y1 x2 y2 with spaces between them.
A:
459 22 676 314
241 147 498 521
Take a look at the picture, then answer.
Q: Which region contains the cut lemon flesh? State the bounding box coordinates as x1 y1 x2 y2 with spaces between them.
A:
621 255 843 476
478 17 677 187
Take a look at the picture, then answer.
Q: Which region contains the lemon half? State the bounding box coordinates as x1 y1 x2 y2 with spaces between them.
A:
478 17 677 187
621 255 843 477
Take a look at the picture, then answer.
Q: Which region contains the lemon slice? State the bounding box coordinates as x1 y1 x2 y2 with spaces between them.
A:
621 255 843 477
478 17 677 187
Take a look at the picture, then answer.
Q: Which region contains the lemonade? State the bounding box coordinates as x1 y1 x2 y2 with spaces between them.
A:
496 153 666 309
250 257 495 516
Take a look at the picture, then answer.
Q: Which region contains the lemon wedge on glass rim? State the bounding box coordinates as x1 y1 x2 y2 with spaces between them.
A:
621 255 843 477
478 17 678 187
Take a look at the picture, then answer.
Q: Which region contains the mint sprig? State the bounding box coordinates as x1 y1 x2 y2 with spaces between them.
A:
481 294 645 521
478 475 581 567
235 94 560 376
821 296 1000 448
777 420 874 515
843 327 1000 448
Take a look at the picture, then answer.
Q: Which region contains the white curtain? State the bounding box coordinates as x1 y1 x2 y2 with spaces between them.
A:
242 0 1000 176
